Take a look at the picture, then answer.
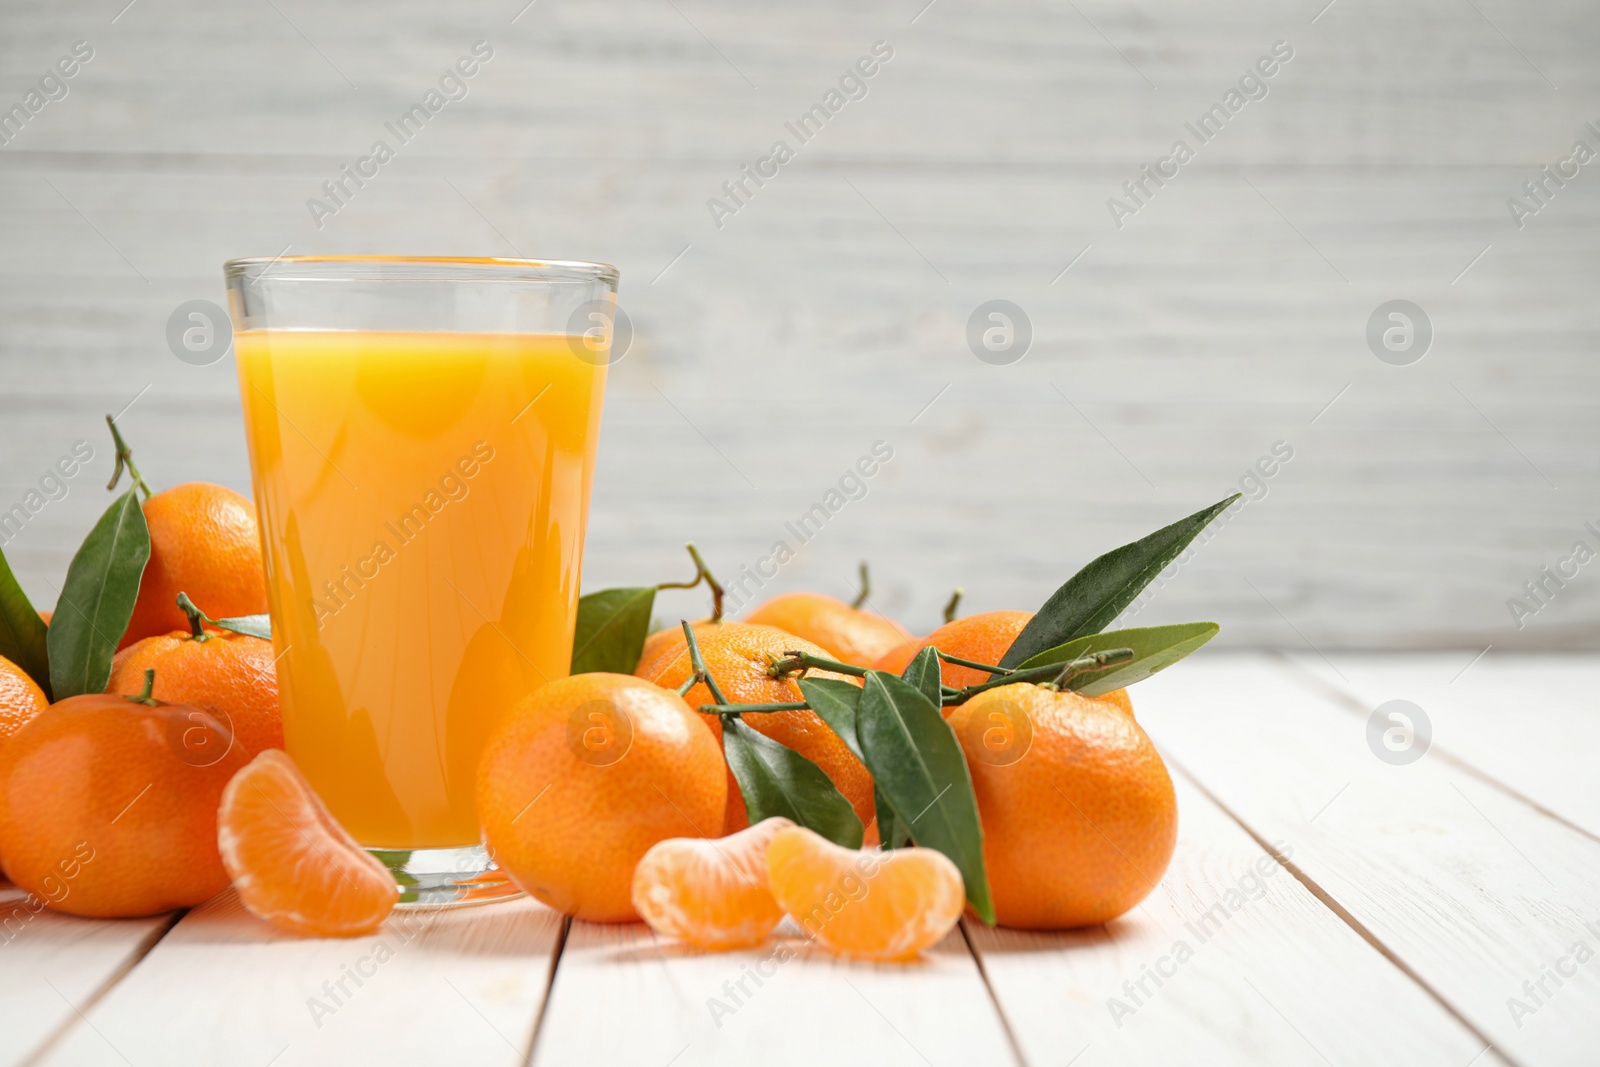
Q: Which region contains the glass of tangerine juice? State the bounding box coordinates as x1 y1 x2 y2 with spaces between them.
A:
223 256 617 906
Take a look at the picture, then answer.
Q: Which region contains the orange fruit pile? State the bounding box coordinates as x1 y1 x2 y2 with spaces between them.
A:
0 404 1187 955
218 750 396 937
478 673 726 922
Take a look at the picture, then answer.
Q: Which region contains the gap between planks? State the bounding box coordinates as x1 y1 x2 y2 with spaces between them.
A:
1267 651 1600 849
522 914 571 1067
1132 653 1600 1066
956 918 1032 1067
18 909 184 1067
1166 757 1510 1067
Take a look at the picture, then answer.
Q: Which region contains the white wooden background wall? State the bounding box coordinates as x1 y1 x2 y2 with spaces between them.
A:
2 0 1597 649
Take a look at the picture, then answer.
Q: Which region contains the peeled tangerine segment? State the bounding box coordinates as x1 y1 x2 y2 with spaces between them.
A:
765 826 965 962
218 750 397 937
632 817 796 949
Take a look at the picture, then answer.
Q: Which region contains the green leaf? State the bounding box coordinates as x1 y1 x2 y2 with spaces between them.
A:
901 646 943 704
0 543 51 698
570 587 656 675
875 786 911 850
722 716 863 848
856 671 993 922
48 488 150 700
1000 494 1240 668
1015 622 1220 695
798 677 865 763
214 613 271 640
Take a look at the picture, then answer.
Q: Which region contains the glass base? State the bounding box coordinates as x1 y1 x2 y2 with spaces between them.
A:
370 845 524 909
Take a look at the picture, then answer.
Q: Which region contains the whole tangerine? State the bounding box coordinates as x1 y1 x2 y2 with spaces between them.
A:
946 683 1175 929
0 672 248 917
121 482 268 649
744 591 911 669
108 612 280 756
0 655 48 758
477 673 726 923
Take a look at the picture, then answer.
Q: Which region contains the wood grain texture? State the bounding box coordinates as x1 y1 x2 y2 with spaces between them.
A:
0 889 170 1067
36 891 563 1067
966 770 1501 1066
534 919 1017 1066
0 0 1597 647
1136 653 1600 1067
1283 651 1600 842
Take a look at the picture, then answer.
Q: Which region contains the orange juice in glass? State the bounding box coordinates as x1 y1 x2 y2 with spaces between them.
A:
224 257 617 905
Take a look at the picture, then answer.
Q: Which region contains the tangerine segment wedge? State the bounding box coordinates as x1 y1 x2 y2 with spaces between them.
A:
218 750 396 937
632 817 796 950
766 826 965 962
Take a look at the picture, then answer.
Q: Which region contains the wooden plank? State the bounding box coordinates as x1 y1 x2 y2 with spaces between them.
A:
534 919 1017 1066
36 891 563 1067
1283 652 1600 841
0 888 171 1067
967 770 1500 1066
1135 654 1600 1067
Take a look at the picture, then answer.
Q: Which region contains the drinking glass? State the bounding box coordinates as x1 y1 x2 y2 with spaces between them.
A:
223 256 616 906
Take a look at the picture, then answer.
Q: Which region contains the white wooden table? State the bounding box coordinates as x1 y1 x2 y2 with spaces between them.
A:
5 652 1595 1067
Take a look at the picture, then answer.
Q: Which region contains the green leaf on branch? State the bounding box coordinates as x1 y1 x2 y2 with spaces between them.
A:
901 646 943 705
1015 622 1220 695
722 716 863 848
215 614 272 640
48 488 150 700
0 544 50 698
570 587 656 675
178 592 272 642
1000 494 1240 669
798 677 865 763
856 671 994 922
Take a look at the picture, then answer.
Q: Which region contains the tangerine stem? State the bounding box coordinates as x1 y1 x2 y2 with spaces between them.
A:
175 591 212 642
700 701 809 714
1051 647 1134 688
767 651 868 680
941 649 1133 705
127 668 160 705
680 620 731 706
941 665 1054 703
104 415 154 500
679 544 726 623
674 675 697 698
934 650 1010 676
942 587 963 624
850 561 870 610
656 543 709 591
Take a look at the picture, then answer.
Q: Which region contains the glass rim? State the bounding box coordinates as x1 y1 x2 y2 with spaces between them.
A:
223 255 619 286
